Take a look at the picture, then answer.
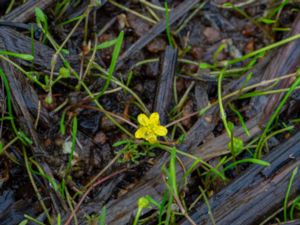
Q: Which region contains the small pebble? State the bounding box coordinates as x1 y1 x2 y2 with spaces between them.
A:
93 132 108 144
147 38 166 53
204 27 221 43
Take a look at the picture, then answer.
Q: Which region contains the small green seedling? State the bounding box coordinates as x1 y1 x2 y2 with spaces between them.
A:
44 94 53 105
59 67 70 78
113 139 154 163
228 122 244 157
133 197 150 225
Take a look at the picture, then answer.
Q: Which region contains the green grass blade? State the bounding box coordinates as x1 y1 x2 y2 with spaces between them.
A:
99 207 107 225
67 116 78 171
284 167 298 221
290 195 300 220
59 110 67 135
95 39 117 50
165 2 175 48
169 147 178 198
229 103 250 136
222 158 270 172
0 50 33 61
218 69 231 136
256 71 300 158
0 67 32 145
225 33 300 66
97 31 124 98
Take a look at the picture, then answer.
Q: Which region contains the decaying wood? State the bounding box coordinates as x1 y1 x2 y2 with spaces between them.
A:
0 27 117 220
0 199 40 225
0 5 69 212
116 0 200 70
0 40 67 211
0 28 79 72
65 0 107 20
154 46 177 124
0 10 124 223
2 1 297 224
76 60 262 224
180 131 300 225
1 0 54 22
75 46 179 224
271 220 300 225
76 115 261 225
195 82 209 110
75 13 300 225
97 108 220 225
0 27 54 125
249 13 300 124
0 41 47 147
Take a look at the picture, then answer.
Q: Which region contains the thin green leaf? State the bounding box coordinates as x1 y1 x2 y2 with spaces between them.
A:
59 110 67 135
258 18 276 24
290 195 300 220
222 158 270 172
95 39 117 50
199 62 212 69
18 220 29 225
145 195 160 208
225 33 300 66
99 207 107 225
284 167 298 221
256 71 300 158
97 31 124 98
67 116 78 171
229 103 250 136
169 147 178 198
165 2 175 48
113 139 131 147
0 67 32 145
0 50 33 61
35 7 48 26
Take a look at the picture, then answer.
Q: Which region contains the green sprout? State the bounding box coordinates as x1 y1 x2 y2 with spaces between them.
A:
133 197 150 225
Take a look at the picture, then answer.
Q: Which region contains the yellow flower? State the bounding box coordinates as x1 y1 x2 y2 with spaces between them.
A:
135 112 168 143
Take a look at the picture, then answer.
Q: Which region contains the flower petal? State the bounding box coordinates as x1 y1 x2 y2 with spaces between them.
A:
154 125 168 136
149 112 160 125
146 134 157 144
135 127 147 139
137 114 149 126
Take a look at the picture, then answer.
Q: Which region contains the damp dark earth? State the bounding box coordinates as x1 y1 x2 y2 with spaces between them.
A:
1 1 300 225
